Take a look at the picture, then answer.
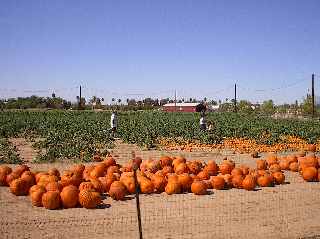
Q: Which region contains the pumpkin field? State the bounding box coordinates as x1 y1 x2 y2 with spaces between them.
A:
1 111 320 239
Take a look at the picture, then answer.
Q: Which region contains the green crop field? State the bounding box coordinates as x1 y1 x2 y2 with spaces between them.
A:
0 111 319 163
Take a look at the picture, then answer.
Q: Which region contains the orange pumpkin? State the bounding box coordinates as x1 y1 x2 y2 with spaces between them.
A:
160 155 173 167
13 165 29 176
165 181 181 195
10 178 29 196
31 189 46 207
109 181 127 200
79 189 101 208
256 159 267 170
42 191 61 209
289 162 299 172
204 160 219 176
0 172 8 186
151 175 167 193
301 167 318 182
162 166 174 176
90 179 105 193
272 172 285 185
0 165 12 175
211 176 225 190
269 164 282 173
139 178 154 194
71 164 85 175
279 160 290 170
231 168 243 177
79 182 95 191
219 163 233 175
287 155 297 164
60 185 79 208
6 173 20 186
242 175 256 191
191 181 207 195
104 156 116 168
175 163 189 174
48 168 60 177
45 181 62 192
121 176 136 194
187 161 202 175
177 173 193 192
197 170 210 180
29 184 46 195
307 144 316 152
232 175 244 189
257 175 272 187
266 154 278 166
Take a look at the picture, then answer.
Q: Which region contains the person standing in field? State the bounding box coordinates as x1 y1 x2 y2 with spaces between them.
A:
110 111 118 138
199 112 207 130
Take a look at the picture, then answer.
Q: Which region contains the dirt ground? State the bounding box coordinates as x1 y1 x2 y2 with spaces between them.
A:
1 142 320 239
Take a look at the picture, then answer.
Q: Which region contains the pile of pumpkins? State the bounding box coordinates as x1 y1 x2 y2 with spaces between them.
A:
0 151 319 210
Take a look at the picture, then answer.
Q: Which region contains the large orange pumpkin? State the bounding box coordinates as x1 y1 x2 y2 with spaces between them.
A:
231 168 243 177
187 161 202 175
6 173 20 186
191 181 207 195
266 154 278 166
71 164 85 175
42 191 61 209
279 160 290 170
79 189 101 208
197 170 210 180
13 165 29 176
204 160 219 176
10 178 29 196
301 167 318 182
90 179 105 193
45 181 62 192
109 181 127 200
60 185 79 208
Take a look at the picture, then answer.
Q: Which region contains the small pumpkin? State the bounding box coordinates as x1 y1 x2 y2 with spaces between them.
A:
139 178 154 194
48 168 60 177
29 184 46 195
90 179 105 193
279 160 290 170
219 163 233 175
289 162 299 172
197 170 210 180
0 165 12 175
269 164 282 173
13 165 29 176
79 182 95 192
231 168 243 177
160 155 173 167
45 181 62 192
257 175 272 187
175 163 189 174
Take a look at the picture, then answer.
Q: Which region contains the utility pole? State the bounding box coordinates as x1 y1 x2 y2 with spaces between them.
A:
174 90 177 112
79 85 82 110
234 83 237 113
312 74 315 117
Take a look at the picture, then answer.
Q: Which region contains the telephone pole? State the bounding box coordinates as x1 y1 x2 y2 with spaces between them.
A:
312 74 315 117
234 83 237 113
174 90 177 112
79 85 82 110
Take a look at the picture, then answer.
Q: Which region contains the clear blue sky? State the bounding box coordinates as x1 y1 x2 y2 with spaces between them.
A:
0 0 320 104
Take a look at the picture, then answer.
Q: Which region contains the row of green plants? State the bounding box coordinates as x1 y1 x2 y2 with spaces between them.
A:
0 138 22 164
0 111 319 162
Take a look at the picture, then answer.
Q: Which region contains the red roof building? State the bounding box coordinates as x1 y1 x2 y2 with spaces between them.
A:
162 103 205 112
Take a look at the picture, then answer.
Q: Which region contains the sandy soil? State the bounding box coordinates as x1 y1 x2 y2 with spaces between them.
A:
1 143 320 239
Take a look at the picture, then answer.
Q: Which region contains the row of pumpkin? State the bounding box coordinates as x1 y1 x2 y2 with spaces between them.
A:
0 151 319 209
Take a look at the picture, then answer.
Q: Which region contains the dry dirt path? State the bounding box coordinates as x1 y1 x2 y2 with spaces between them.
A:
1 144 320 239
9 138 37 163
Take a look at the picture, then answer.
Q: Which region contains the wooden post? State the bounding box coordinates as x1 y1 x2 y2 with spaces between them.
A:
79 85 82 110
312 74 315 117
133 164 143 239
